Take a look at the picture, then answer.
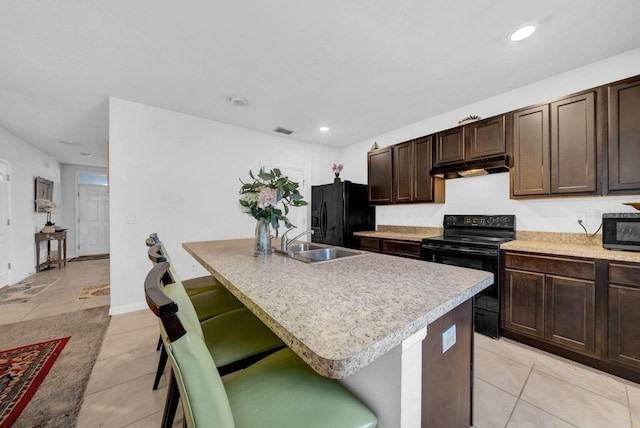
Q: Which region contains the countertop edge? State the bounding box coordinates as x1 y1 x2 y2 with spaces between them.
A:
501 240 640 263
353 231 441 242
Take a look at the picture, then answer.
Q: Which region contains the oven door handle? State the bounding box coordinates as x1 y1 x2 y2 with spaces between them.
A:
421 246 499 257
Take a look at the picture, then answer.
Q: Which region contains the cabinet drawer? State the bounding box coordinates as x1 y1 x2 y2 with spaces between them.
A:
609 263 640 288
380 239 421 259
380 239 420 256
504 252 595 281
356 237 380 252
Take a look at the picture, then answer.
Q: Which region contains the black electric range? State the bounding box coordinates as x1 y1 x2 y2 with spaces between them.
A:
421 215 516 338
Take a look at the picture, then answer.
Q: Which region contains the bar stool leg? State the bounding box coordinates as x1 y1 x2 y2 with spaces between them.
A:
153 344 168 391
162 370 180 428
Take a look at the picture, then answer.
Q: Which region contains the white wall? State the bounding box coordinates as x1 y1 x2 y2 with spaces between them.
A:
339 48 640 232
108 97 331 314
60 164 108 259
0 126 61 284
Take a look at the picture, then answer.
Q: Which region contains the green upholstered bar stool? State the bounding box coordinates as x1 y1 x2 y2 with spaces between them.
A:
146 259 285 428
146 233 222 298
145 262 378 428
147 244 245 391
146 242 244 321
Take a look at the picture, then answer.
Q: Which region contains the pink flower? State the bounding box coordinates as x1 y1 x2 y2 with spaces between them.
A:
257 187 278 208
332 163 344 173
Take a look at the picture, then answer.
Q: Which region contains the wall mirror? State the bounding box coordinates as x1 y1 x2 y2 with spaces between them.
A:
34 176 54 212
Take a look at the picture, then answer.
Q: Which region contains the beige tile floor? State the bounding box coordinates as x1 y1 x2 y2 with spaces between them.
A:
2 260 639 427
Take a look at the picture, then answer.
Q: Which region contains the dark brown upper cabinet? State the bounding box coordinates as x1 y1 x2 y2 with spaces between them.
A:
368 136 444 205
413 137 443 203
607 78 640 193
393 141 413 203
367 146 393 204
511 90 600 198
434 115 506 167
468 115 507 159
511 105 550 196
434 127 465 165
550 92 597 194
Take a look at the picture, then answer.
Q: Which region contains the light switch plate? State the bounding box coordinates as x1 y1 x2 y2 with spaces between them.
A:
442 325 456 353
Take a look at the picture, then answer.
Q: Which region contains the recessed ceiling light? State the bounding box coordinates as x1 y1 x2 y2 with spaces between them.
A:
80 153 94 158
509 22 537 41
60 139 80 145
319 126 330 132
228 96 249 107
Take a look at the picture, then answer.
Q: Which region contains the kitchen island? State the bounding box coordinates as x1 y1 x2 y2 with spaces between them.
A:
183 238 493 428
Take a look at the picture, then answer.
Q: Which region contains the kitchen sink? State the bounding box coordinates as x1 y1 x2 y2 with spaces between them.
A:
275 244 362 263
282 242 327 253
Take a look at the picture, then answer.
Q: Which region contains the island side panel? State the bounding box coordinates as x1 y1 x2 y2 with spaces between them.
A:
422 298 473 428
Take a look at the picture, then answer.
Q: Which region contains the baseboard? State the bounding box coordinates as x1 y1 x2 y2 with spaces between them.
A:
109 300 148 316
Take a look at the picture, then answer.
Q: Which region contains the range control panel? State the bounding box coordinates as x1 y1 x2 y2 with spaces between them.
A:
444 215 515 229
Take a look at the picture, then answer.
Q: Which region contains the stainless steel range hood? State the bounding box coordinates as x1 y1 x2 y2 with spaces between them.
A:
430 155 511 179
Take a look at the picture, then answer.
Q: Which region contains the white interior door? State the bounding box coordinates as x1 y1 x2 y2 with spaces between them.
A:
0 160 9 287
78 184 110 256
263 166 306 240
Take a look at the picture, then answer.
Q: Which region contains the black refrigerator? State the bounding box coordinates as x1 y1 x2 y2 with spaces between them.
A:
311 181 375 248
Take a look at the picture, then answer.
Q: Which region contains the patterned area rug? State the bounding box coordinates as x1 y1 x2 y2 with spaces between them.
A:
0 278 59 305
0 337 70 427
78 284 110 299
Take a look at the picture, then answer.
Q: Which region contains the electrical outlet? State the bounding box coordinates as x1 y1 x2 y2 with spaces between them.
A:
442 325 456 353
576 213 586 224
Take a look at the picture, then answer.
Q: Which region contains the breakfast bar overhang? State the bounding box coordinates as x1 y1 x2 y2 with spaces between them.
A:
183 239 493 428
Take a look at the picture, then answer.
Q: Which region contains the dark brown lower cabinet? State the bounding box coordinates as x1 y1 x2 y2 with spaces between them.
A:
608 263 640 369
502 251 640 384
545 275 596 354
422 299 473 428
355 236 421 259
503 269 545 338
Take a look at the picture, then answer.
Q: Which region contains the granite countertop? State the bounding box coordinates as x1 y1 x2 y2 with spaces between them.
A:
501 240 640 263
183 238 492 379
354 225 443 242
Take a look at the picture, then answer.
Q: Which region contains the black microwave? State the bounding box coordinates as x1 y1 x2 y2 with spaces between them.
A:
602 213 640 251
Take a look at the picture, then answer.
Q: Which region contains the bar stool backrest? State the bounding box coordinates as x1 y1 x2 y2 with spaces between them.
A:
145 262 235 428
147 245 206 340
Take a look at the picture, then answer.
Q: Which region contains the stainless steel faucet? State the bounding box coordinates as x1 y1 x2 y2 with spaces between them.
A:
281 228 314 251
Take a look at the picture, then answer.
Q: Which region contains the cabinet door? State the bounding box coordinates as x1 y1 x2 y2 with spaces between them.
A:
393 141 413 203
511 105 550 196
434 127 465 165
368 147 393 204
545 275 596 354
503 269 545 338
413 136 438 203
550 92 597 194
608 263 640 369
468 115 506 159
608 79 640 192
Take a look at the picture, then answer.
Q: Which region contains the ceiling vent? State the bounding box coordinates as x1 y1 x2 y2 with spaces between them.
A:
273 127 294 135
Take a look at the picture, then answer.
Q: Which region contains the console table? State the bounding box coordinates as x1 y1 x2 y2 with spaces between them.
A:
35 230 67 272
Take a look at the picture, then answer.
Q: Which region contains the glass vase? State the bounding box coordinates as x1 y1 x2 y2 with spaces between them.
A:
254 220 272 256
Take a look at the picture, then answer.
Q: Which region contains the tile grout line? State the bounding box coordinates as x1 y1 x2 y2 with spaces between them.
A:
503 362 534 427
628 386 635 428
